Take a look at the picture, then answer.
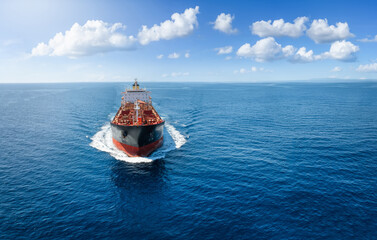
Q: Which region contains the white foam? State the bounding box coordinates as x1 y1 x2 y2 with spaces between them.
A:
89 121 187 163
165 122 187 148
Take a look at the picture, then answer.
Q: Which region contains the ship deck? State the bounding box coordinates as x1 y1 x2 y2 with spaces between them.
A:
111 101 164 126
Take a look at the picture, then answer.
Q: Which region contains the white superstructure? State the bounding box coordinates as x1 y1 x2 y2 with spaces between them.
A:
121 79 151 104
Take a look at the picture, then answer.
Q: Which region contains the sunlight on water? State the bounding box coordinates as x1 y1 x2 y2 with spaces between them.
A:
90 121 186 163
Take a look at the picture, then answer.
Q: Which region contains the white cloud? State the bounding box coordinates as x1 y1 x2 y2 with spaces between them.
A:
282 45 295 57
290 47 321 63
235 66 266 74
237 38 358 63
234 68 247 74
138 6 199 45
291 41 358 62
185 52 190 58
306 19 354 43
321 40 359 61
157 54 163 59
31 20 137 57
212 13 238 34
356 63 377 72
32 43 51 56
215 46 233 55
358 35 377 42
162 72 190 77
251 66 265 72
251 17 308 38
331 66 341 72
225 56 232 60
236 37 294 62
236 44 252 57
168 52 180 59
171 72 189 77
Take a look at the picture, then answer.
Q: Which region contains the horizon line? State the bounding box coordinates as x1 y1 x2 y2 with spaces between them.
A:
1 78 377 84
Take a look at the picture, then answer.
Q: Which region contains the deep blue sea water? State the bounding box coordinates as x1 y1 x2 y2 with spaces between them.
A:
1 82 377 239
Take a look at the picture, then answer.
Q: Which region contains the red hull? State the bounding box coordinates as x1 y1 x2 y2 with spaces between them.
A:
112 137 164 157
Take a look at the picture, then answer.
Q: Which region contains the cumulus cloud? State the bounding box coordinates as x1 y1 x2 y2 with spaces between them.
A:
138 6 199 45
157 54 164 59
356 63 377 72
185 52 190 58
331 66 342 72
306 19 354 43
237 38 359 63
321 40 359 61
290 47 321 63
168 52 180 59
236 37 294 62
358 35 377 42
212 13 238 34
215 46 233 55
31 20 137 57
292 41 358 62
282 45 295 57
251 17 308 38
291 41 358 62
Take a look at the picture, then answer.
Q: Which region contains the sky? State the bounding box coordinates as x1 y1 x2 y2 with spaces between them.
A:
0 0 377 83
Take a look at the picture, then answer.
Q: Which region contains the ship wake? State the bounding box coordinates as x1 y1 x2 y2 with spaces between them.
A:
90 122 187 163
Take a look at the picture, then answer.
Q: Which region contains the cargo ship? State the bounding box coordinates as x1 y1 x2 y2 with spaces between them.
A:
111 80 164 157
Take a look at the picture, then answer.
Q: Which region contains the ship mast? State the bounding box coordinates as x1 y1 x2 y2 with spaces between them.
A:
132 78 140 90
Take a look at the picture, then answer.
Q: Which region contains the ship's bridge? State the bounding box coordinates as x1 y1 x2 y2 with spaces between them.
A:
122 79 151 104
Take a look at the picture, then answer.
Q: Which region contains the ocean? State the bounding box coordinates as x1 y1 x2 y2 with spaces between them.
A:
1 82 376 239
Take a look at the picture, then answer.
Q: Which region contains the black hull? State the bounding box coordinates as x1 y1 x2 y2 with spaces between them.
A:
110 121 164 148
